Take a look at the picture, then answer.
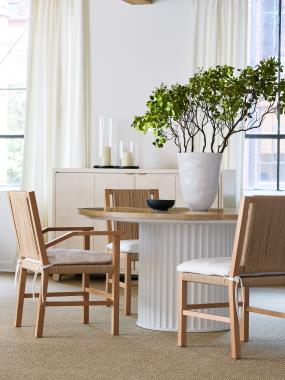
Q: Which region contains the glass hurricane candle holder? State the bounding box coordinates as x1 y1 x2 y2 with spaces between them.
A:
97 117 117 167
119 140 137 167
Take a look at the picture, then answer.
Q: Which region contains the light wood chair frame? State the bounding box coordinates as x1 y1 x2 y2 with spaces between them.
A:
8 191 120 338
105 188 159 315
178 196 285 359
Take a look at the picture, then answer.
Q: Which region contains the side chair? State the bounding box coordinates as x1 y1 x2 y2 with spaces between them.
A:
8 191 120 338
105 188 159 315
177 195 285 359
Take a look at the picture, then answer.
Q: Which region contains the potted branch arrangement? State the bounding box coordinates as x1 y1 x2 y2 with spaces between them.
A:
132 57 285 210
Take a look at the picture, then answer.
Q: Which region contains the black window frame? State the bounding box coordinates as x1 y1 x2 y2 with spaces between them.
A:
245 0 285 191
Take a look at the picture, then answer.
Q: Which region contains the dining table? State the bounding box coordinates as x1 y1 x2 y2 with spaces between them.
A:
78 206 238 332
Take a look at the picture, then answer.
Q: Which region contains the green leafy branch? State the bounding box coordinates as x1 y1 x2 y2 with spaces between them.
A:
132 57 285 153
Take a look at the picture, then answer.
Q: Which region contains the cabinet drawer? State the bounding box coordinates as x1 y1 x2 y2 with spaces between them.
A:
94 173 135 206
135 173 175 199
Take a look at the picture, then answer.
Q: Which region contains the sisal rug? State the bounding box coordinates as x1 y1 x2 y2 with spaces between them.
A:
0 273 284 380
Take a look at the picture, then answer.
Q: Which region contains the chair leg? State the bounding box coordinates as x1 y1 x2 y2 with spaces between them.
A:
178 272 187 347
105 273 112 293
82 273 90 324
228 282 241 359
240 286 249 342
111 266 120 336
15 267 27 327
124 254 132 316
35 270 49 338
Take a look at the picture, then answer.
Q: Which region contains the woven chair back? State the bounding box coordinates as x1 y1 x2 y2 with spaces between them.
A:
231 196 285 276
105 189 159 240
8 191 48 265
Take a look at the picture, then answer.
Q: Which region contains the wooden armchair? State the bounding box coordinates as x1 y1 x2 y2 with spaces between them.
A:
105 188 159 315
8 191 120 338
177 196 285 359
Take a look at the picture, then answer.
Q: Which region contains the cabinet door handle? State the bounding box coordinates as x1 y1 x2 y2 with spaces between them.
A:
137 173 146 175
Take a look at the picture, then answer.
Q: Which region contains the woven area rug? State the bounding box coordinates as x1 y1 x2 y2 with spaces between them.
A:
0 273 284 380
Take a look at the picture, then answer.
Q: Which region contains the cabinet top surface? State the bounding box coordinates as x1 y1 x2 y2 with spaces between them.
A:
54 168 179 174
78 207 238 222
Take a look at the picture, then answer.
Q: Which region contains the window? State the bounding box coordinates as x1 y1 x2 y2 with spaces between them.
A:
244 0 285 191
0 0 29 188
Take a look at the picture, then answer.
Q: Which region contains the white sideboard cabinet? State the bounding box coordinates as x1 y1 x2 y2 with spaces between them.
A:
52 168 185 252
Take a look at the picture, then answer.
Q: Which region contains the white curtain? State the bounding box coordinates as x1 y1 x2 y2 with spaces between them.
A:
22 0 90 225
189 0 248 204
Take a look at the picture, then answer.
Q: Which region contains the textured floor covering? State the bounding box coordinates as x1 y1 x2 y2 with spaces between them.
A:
0 273 285 380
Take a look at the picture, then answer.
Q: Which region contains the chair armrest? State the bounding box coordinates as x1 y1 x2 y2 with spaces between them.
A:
42 226 93 234
72 230 120 237
45 230 120 249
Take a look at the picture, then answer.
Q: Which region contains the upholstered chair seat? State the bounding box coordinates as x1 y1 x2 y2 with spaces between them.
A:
177 257 231 277
47 248 112 265
106 240 139 254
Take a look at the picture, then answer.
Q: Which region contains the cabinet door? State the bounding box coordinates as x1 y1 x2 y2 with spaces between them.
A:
55 172 94 249
135 173 176 200
94 173 135 206
93 173 135 253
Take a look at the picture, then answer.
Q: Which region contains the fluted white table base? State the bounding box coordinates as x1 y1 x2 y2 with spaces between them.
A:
137 221 236 332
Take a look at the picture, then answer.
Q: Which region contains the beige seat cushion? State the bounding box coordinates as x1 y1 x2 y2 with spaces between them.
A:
47 248 112 265
106 239 139 254
177 257 231 276
177 257 285 279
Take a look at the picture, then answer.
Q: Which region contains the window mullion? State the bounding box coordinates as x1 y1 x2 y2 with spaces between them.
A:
0 135 24 139
276 0 282 190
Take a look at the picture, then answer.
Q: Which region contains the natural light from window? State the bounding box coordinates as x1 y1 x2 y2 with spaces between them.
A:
244 0 285 191
0 0 29 188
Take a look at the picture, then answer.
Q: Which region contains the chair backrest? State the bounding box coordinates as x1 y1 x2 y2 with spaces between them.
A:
105 189 159 241
8 191 48 265
230 196 285 277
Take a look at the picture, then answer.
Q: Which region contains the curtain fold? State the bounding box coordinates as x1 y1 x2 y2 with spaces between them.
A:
22 0 90 224
189 0 248 204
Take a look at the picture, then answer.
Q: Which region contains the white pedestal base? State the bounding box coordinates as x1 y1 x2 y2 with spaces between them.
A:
137 221 236 332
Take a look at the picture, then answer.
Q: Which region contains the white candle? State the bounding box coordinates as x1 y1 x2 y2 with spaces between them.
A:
122 151 133 167
101 146 111 166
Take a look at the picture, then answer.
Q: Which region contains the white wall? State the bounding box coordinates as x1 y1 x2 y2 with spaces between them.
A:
89 0 193 168
0 192 17 272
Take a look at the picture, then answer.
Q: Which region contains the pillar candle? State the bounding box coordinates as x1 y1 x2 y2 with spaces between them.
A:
101 146 111 166
121 151 133 166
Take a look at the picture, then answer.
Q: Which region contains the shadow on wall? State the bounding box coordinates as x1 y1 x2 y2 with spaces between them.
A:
0 192 17 272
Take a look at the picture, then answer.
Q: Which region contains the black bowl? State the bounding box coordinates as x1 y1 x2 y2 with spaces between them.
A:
146 199 175 211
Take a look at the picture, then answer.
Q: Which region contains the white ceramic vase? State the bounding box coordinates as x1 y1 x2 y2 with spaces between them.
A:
177 153 222 211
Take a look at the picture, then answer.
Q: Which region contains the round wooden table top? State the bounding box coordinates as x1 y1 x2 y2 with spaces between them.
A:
78 207 238 222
